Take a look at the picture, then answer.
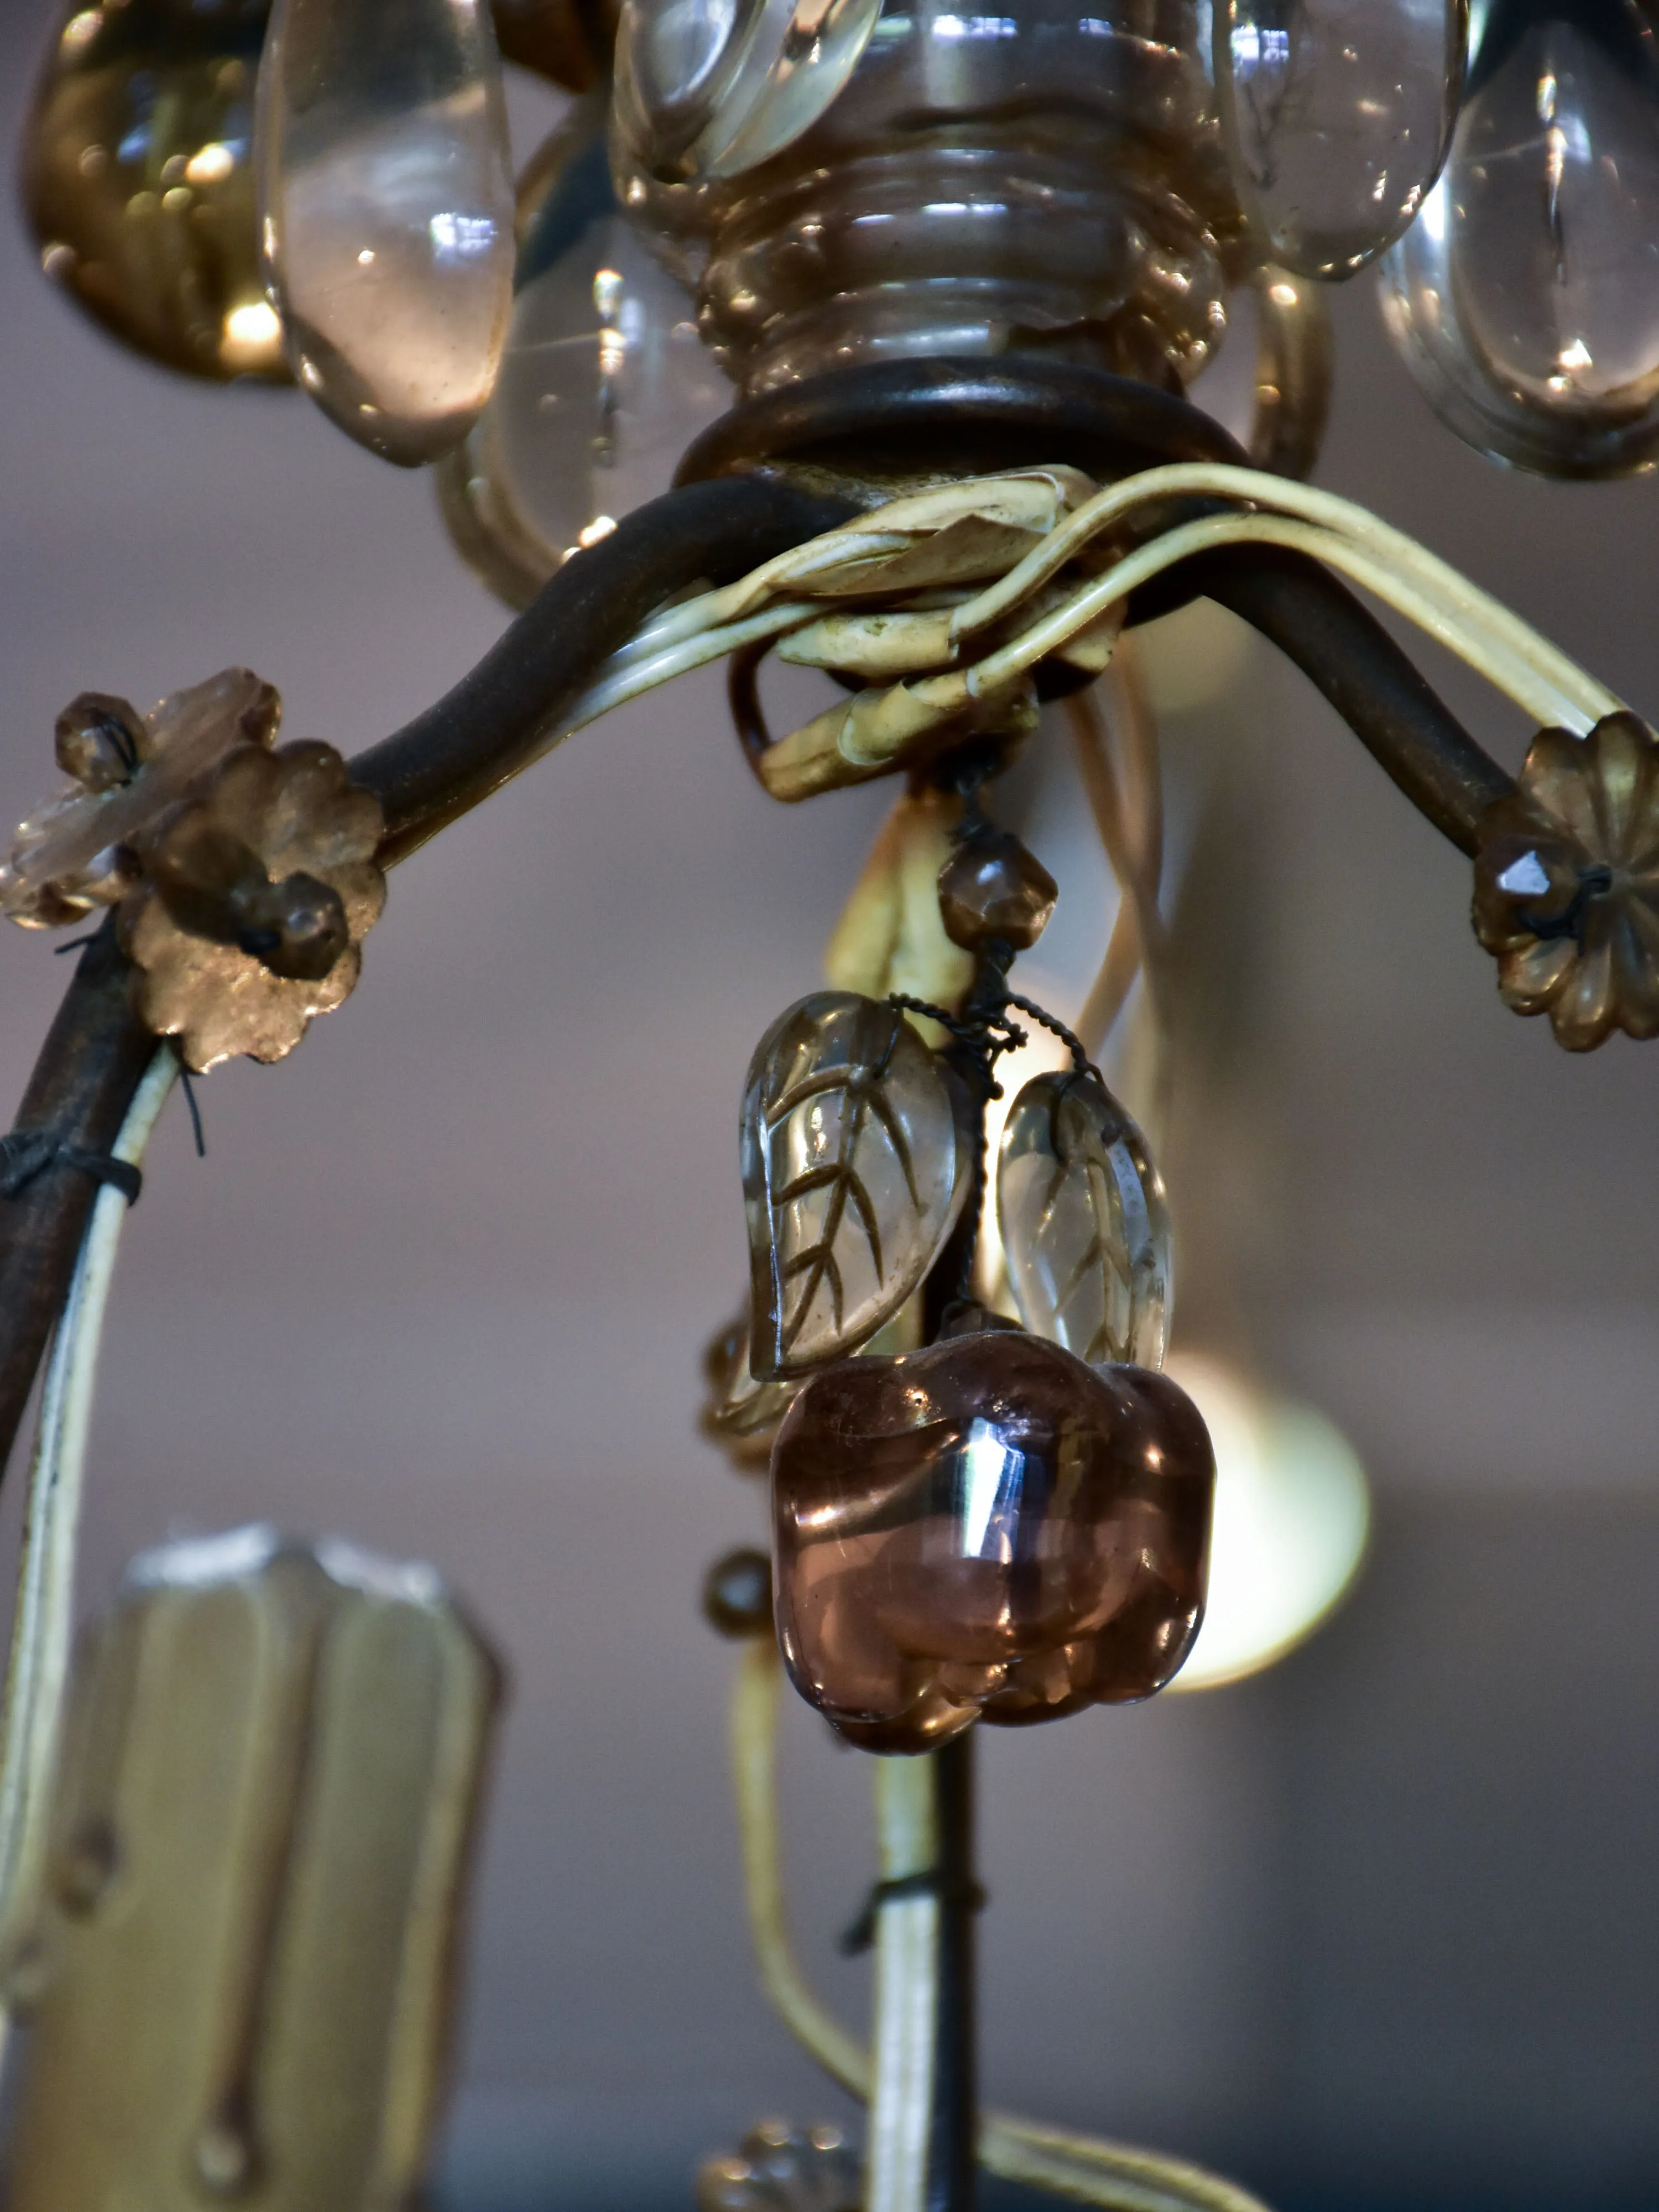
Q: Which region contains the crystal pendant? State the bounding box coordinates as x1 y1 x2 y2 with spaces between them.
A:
1215 0 1465 278
439 106 731 603
997 1070 1172 1371
24 0 286 383
255 0 515 465
741 993 973 1381
771 1329 1215 1752
1380 0 1659 476
612 0 883 184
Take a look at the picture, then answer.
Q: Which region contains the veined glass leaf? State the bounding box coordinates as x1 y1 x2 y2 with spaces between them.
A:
998 1070 1172 1370
742 992 971 1380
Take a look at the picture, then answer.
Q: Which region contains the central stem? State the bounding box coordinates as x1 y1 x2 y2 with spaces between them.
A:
868 1734 978 2212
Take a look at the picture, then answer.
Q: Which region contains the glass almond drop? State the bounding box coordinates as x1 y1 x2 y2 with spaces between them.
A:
438 102 731 604
24 0 286 383
255 0 515 465
1380 0 1659 476
998 1068 1172 1370
1215 0 1465 278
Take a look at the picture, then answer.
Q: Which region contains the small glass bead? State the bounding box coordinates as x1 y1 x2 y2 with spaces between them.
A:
55 695 145 792
936 828 1057 953
702 1547 774 1639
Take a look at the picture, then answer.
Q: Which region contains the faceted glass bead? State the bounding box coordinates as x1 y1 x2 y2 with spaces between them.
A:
24 0 286 383
771 1329 1214 1752
255 0 515 465
1215 0 1465 278
439 108 731 602
936 827 1057 954
998 1070 1172 1371
1380 0 1659 476
613 0 882 184
741 993 972 1381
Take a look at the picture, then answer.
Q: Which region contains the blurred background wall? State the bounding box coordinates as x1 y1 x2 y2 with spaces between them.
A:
2 16 1659 2212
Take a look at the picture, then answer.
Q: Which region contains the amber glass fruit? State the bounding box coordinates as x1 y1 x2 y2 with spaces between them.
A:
772 1329 1214 1752
936 827 1058 954
25 0 287 384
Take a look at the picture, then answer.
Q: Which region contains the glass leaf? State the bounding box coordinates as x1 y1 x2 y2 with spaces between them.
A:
997 1068 1172 1370
742 992 971 1380
255 0 515 465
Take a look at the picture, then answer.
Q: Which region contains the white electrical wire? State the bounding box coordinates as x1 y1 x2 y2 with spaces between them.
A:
557 461 1623 754
0 1045 178 1997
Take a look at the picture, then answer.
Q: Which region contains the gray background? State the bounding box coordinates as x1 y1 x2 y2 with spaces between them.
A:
2 18 1658 2211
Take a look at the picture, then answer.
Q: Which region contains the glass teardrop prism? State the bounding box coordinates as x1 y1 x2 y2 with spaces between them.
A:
740 993 973 1381
1215 0 1466 277
1380 0 1659 476
997 1068 1172 1371
24 0 287 383
255 0 515 465
438 106 732 604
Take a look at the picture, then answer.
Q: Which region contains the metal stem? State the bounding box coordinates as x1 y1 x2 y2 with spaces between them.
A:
930 1731 978 2212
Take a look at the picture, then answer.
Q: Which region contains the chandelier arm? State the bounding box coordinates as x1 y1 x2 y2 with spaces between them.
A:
1181 545 1516 856
0 921 156 1486
356 477 860 864
0 478 857 1479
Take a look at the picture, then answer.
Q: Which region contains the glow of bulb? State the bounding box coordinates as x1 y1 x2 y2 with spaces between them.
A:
1165 1353 1369 1691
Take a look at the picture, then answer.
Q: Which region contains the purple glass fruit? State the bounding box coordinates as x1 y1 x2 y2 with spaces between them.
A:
771 1329 1214 1752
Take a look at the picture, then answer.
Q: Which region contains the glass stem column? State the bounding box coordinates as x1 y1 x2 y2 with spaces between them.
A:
868 1734 978 2212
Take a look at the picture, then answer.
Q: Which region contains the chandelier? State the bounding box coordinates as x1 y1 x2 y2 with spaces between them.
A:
0 0 1650 2206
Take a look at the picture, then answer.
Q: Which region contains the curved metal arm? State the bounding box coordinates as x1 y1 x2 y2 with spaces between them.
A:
358 475 857 863
0 476 857 1479
0 372 1516 1476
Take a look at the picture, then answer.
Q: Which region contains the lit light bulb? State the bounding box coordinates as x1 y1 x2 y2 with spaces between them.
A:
1380 0 1659 476
438 108 732 604
255 0 516 465
1164 1354 1369 1691
23 0 288 383
1215 0 1467 278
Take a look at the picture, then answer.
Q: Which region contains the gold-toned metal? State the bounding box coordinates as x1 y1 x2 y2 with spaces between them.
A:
8 1527 501 2212
699 2121 862 2212
2 667 384 1070
1473 710 1659 1051
121 739 386 1071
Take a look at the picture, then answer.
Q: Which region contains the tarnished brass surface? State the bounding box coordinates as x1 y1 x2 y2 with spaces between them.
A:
8 1526 502 2212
